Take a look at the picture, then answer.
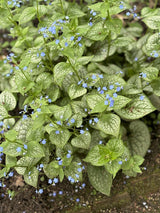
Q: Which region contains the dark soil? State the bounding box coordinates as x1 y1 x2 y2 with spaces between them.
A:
0 124 160 213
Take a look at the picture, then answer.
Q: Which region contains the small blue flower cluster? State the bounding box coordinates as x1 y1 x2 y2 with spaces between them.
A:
7 0 23 7
126 5 140 19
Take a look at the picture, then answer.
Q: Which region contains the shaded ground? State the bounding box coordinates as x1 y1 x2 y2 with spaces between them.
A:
0 125 160 213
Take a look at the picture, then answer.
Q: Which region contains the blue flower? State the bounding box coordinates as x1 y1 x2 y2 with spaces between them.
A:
109 85 114 90
59 191 63 195
94 118 99 123
82 83 87 88
76 198 80 202
70 118 75 123
53 178 59 183
39 189 43 194
80 130 85 134
113 93 117 98
24 144 28 149
40 164 44 168
55 39 59 44
53 192 56 197
37 108 41 112
77 168 82 172
0 121 4 127
99 140 103 144
48 179 52 184
42 139 46 144
119 4 124 9
41 52 45 57
126 12 130 16
16 147 21 152
109 100 114 107
58 160 63 165
70 36 74 41
65 42 68 47
104 100 108 105
118 161 123 165
140 95 144 100
116 87 121 92
0 147 3 152
66 153 71 158
57 121 62 125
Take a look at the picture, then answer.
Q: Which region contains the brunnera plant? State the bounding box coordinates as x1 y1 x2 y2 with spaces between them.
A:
0 0 160 196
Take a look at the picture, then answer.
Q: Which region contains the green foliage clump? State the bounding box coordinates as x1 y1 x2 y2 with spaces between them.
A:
0 0 159 195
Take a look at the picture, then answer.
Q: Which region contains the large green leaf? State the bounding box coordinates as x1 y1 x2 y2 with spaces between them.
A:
15 156 41 175
26 141 45 158
19 7 36 24
122 75 142 95
68 84 87 100
24 167 39 187
64 161 83 182
49 128 71 148
43 161 60 179
71 131 91 149
87 164 112 196
95 114 121 137
13 118 32 141
67 6 85 18
0 91 16 111
48 104 72 121
126 120 150 157
0 105 8 120
86 21 108 41
145 33 160 57
0 141 23 157
143 16 160 29
115 95 156 120
151 78 160 96
140 67 159 82
54 62 73 86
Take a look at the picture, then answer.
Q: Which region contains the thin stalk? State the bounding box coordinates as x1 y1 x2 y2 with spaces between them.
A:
59 0 65 15
154 0 158 9
67 58 80 81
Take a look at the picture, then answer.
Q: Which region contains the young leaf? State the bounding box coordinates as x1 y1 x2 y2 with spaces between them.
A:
87 164 112 196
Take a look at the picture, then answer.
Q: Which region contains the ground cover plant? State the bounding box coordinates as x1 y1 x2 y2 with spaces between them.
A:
0 0 160 199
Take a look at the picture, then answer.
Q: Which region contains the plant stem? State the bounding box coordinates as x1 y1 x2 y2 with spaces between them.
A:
154 0 158 9
67 58 80 81
59 0 65 15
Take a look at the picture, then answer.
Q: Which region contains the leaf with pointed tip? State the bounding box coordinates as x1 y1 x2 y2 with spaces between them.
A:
126 120 150 157
24 167 39 187
71 131 91 149
87 164 112 196
96 114 121 137
49 128 71 148
115 95 156 120
0 91 16 111
68 84 87 100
